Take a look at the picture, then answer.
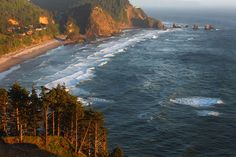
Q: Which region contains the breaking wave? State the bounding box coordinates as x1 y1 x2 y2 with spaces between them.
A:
170 97 224 108
197 110 221 117
43 29 171 89
0 65 21 81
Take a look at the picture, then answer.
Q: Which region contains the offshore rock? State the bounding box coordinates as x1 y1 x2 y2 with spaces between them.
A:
205 24 214 30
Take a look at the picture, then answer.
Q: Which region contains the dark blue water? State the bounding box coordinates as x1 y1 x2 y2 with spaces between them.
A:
0 9 236 157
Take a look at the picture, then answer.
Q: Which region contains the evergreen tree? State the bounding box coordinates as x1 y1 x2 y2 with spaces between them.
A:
29 86 42 136
109 146 124 157
40 86 51 146
0 88 9 134
8 83 30 142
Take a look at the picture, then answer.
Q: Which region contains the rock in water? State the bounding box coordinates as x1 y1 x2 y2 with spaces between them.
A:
205 24 214 30
173 23 182 28
193 24 199 30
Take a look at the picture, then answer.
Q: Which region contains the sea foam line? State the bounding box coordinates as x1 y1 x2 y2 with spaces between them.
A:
170 97 224 108
0 65 21 81
44 29 170 89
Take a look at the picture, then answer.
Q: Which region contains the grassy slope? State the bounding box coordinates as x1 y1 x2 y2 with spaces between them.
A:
0 0 58 56
1 136 79 157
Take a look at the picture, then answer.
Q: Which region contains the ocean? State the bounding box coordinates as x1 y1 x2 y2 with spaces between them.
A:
0 8 236 157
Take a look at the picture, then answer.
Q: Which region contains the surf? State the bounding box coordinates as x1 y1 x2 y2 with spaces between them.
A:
44 29 171 89
170 97 224 108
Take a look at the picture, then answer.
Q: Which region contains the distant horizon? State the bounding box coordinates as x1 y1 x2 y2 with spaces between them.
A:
130 0 236 9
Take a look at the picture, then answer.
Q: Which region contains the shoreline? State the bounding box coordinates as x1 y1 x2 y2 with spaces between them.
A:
0 39 63 73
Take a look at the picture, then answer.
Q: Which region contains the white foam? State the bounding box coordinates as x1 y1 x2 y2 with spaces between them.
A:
0 65 21 80
197 110 221 117
187 37 194 41
77 97 90 106
170 97 224 108
152 35 158 39
99 61 108 67
88 97 114 104
44 29 171 89
77 97 113 106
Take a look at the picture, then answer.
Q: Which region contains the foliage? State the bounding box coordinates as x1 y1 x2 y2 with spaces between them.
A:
32 0 130 21
109 146 124 157
32 0 130 32
0 83 112 157
0 0 59 56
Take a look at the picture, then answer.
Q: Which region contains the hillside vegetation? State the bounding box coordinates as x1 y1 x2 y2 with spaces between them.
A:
0 0 164 57
32 0 130 21
0 0 58 56
0 83 123 157
32 0 165 38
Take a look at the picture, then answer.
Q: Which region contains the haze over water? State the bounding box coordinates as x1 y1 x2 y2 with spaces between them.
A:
1 8 236 157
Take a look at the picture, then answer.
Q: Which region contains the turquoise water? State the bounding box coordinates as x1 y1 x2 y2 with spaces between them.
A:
0 9 236 157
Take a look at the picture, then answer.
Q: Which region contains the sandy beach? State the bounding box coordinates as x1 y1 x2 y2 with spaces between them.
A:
0 39 63 73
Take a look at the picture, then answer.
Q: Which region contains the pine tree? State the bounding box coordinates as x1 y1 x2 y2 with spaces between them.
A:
0 88 9 134
9 83 30 142
109 146 124 157
40 86 51 146
29 86 42 136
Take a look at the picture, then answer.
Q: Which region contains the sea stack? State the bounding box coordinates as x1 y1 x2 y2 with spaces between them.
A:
193 24 199 30
173 23 181 28
205 24 214 30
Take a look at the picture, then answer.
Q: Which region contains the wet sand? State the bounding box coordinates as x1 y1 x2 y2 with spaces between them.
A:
0 40 62 73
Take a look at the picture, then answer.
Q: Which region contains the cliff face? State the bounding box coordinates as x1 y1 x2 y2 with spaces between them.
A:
32 0 164 38
86 7 120 38
123 4 165 29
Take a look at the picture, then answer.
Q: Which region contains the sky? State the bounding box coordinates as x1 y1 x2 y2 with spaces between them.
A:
130 0 236 8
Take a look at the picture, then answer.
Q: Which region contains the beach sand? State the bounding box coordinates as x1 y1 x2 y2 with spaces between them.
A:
0 39 62 73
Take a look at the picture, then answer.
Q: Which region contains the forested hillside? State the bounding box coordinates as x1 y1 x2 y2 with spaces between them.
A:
32 0 164 38
0 83 123 157
0 0 164 56
32 0 130 21
0 0 58 56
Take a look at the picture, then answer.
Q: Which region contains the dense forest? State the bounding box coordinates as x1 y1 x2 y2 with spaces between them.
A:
32 0 132 35
0 0 58 56
0 83 124 157
32 0 130 21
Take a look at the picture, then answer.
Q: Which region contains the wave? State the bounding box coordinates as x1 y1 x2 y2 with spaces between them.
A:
197 110 221 117
0 65 21 80
77 97 113 106
43 29 171 89
170 97 224 108
187 37 194 41
138 112 166 122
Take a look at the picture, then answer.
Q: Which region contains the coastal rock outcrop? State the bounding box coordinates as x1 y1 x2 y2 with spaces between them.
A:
32 0 165 38
173 23 182 28
205 24 214 30
86 7 120 38
193 24 199 30
124 4 165 29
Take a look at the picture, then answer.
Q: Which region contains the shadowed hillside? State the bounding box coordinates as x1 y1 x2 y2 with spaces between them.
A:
0 139 57 157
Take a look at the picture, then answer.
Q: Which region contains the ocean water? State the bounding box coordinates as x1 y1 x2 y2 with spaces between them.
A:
0 8 236 157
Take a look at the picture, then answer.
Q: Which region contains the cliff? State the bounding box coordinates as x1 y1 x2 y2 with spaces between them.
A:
121 4 164 29
86 7 121 38
32 0 164 38
0 0 164 55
